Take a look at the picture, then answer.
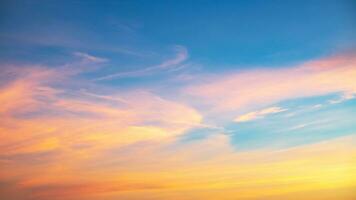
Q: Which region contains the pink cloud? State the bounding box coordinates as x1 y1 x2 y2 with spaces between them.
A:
184 52 356 114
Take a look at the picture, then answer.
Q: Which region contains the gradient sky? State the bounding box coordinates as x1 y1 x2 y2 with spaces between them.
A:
1 1 356 200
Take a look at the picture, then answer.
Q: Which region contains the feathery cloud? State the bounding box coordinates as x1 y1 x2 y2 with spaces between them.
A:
97 45 188 80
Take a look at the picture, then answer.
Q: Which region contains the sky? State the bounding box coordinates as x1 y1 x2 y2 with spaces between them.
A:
0 0 356 199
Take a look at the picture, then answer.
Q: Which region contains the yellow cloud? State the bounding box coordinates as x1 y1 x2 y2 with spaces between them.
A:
3 134 354 200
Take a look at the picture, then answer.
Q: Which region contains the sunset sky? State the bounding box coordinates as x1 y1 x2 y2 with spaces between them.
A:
0 1 356 199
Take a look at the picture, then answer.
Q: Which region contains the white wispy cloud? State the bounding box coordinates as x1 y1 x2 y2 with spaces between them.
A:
328 92 355 104
73 52 108 63
96 45 188 80
285 119 332 132
234 106 287 123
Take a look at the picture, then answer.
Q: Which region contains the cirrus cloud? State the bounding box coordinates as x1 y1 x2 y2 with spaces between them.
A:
234 106 287 123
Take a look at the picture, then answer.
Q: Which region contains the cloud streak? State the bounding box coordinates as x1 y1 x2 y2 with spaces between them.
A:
97 45 188 80
234 106 287 122
73 52 108 63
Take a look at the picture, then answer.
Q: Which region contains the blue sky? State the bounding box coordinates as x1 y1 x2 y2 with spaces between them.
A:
1 0 355 68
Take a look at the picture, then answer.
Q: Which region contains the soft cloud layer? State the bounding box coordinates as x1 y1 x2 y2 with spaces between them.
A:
1 133 355 200
0 64 202 156
0 52 355 200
